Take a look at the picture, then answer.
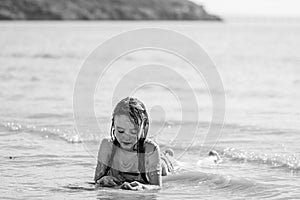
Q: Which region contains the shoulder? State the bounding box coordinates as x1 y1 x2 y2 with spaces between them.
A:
99 137 114 152
144 139 161 172
101 137 113 145
144 139 160 154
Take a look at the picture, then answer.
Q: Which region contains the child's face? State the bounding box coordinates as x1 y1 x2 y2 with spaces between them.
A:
114 114 141 150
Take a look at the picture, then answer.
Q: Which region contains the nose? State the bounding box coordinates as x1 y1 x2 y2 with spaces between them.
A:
122 132 131 141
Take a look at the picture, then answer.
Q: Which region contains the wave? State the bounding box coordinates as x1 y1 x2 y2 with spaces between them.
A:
26 113 70 119
2 121 299 173
222 147 300 172
0 121 83 143
62 170 259 195
158 144 300 173
163 170 259 193
1 52 78 59
33 96 66 101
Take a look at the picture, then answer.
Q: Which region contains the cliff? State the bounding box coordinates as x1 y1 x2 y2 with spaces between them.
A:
0 0 222 21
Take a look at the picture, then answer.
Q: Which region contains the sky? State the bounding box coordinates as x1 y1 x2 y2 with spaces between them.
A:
191 0 300 17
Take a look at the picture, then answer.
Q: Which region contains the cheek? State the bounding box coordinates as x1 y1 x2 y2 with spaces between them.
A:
115 132 138 142
114 132 121 140
131 136 138 143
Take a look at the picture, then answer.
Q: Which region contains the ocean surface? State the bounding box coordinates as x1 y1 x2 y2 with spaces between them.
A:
1 18 300 199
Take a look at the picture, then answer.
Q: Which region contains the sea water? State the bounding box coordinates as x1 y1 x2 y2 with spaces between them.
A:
0 18 300 199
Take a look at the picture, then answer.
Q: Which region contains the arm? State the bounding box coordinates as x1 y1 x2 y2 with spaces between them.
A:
145 144 162 188
94 160 108 183
94 138 112 182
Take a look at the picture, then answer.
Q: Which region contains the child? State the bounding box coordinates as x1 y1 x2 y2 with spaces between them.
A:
94 97 173 190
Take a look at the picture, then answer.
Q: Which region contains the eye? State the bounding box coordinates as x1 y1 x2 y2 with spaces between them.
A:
130 131 137 135
117 129 124 134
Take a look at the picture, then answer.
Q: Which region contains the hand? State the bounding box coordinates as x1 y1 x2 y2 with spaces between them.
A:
121 181 146 190
96 176 121 187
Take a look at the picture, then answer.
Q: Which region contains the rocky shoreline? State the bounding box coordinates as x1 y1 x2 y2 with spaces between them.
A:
0 0 222 21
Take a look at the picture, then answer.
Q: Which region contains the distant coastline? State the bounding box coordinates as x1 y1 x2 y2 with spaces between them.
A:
0 0 222 21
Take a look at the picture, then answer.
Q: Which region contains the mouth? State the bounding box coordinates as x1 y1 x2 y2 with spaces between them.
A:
122 142 132 146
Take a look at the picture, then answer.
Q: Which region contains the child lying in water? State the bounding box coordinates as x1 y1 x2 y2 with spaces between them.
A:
94 97 174 190
93 97 221 190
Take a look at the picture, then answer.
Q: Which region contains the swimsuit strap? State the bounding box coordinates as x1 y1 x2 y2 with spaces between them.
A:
137 139 149 184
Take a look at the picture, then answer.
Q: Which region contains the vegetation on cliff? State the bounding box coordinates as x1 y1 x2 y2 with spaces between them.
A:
0 0 222 21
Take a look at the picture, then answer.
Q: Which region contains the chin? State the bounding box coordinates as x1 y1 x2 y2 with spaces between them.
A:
121 144 134 150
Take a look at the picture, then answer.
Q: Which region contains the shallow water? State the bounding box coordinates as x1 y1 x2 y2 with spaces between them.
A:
1 18 300 199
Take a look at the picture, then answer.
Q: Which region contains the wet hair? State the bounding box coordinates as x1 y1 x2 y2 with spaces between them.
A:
106 97 149 183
